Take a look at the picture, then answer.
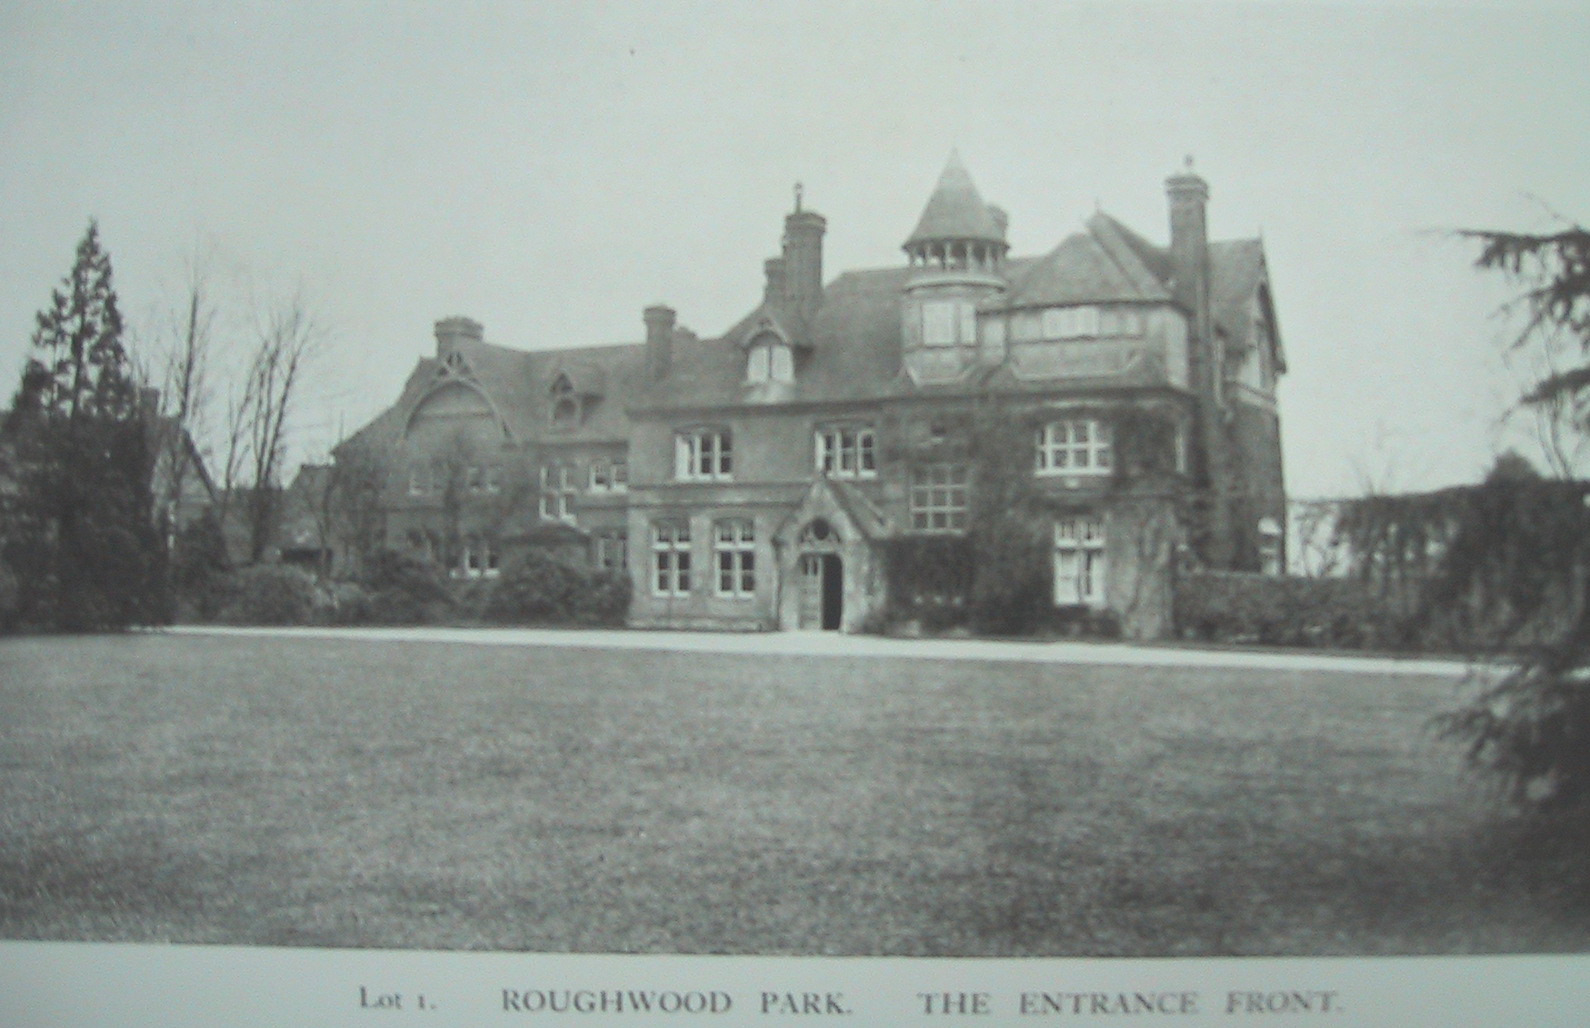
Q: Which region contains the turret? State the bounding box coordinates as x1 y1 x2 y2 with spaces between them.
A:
898 152 1009 383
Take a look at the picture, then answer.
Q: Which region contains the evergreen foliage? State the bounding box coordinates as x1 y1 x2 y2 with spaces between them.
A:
172 509 231 620
1435 225 1590 809
2 223 169 631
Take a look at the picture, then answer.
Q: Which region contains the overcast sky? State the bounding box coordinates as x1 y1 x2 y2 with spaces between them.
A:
2 1 1585 497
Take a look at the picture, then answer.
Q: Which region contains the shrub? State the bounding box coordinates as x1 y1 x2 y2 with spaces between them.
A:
359 549 454 625
483 550 631 626
875 536 975 633
316 580 373 626
970 515 1052 636
215 564 318 626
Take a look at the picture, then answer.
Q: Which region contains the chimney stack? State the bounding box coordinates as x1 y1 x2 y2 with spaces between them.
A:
1166 159 1233 565
763 257 787 308
1166 163 1210 333
434 316 483 358
644 304 676 380
781 208 826 325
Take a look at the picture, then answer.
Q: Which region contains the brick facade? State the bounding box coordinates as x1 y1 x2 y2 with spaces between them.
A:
340 155 1287 638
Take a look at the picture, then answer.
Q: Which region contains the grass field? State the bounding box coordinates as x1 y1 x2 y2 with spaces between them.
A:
1 632 1587 956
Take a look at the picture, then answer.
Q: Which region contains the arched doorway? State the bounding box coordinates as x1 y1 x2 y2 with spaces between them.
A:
798 518 843 630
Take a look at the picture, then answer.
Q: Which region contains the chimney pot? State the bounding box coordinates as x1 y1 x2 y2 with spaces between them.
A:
434 316 483 357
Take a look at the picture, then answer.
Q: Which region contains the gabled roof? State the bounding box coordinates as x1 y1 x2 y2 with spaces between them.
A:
773 474 894 544
1209 238 1285 373
343 334 647 455
345 178 1280 440
1004 214 1174 307
726 303 803 351
904 151 1006 247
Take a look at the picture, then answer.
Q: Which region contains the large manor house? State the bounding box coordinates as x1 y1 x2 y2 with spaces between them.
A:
341 155 1286 638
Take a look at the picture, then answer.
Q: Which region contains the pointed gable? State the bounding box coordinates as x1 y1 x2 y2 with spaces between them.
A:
774 475 893 546
1006 216 1174 308
904 151 1006 247
1210 238 1285 373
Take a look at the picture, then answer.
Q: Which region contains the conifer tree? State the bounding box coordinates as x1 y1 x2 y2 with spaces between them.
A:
1434 224 1590 809
3 221 168 630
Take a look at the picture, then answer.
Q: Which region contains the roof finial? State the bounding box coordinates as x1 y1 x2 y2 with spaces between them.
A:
1184 154 1195 171
794 181 803 213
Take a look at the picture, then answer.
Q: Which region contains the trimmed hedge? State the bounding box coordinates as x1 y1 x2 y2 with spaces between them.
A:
1175 571 1411 651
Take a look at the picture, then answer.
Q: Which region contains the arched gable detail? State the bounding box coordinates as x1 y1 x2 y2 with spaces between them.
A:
404 378 514 442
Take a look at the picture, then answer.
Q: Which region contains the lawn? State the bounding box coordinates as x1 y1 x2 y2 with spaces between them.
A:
0 632 1586 956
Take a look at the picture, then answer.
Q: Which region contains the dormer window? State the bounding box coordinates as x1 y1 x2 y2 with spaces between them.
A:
550 375 580 426
746 335 794 385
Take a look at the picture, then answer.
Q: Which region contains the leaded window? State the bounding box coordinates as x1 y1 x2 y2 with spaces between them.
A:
910 463 969 532
1035 419 1113 476
675 428 732 480
652 521 692 596
815 425 877 479
713 519 755 598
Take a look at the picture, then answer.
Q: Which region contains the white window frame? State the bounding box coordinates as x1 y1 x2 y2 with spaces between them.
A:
1035 419 1114 476
652 521 692 597
1054 515 1106 607
909 463 969 533
675 428 732 481
815 425 878 480
539 463 576 523
713 518 756 599
1258 516 1284 576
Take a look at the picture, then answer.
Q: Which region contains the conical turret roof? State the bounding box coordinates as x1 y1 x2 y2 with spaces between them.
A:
904 151 1006 248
